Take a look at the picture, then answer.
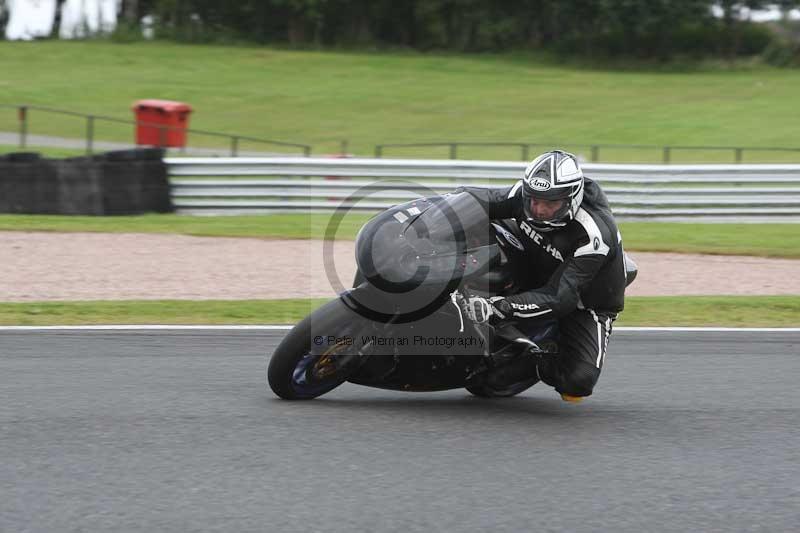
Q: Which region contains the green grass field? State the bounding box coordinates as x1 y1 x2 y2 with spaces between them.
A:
0 214 798 258
0 299 326 326
0 145 90 158
1 297 797 327
3 41 800 160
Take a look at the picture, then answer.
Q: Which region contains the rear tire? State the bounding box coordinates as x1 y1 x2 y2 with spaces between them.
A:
268 298 367 400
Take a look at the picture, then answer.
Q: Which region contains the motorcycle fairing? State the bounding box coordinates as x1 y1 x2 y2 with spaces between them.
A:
355 192 500 294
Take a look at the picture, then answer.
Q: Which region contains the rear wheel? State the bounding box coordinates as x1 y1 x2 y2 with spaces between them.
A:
268 298 368 400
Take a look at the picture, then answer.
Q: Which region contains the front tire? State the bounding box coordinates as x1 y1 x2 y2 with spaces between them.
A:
268 298 367 400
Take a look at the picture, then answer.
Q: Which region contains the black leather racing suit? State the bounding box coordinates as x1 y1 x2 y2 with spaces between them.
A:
459 177 627 397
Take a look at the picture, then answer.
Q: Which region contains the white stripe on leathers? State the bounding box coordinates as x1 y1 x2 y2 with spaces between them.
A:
590 309 603 368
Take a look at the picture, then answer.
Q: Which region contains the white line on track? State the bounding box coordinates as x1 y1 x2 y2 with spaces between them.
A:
0 325 799 332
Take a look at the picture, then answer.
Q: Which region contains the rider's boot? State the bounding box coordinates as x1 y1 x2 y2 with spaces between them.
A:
483 322 541 390
485 353 539 390
491 322 544 361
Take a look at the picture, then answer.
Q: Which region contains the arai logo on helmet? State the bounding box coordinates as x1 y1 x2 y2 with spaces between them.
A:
526 176 551 191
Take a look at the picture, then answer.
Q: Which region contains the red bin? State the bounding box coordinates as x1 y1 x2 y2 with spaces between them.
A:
132 99 192 148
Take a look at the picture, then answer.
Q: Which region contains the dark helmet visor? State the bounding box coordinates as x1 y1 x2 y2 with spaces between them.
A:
522 182 571 222
524 195 569 222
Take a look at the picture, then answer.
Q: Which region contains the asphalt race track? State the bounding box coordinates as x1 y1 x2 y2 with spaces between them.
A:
1 328 798 532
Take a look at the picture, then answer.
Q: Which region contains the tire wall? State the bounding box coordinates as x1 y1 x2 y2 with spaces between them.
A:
0 149 174 215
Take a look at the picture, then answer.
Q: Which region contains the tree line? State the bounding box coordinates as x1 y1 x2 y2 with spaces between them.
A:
3 1 800 61
117 1 800 60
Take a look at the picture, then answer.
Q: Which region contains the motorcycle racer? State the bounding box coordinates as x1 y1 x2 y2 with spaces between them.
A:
457 150 627 402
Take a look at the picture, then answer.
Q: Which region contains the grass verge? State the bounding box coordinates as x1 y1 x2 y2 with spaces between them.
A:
0 299 328 326
0 296 797 327
617 222 800 258
0 213 374 241
0 214 798 258
3 41 800 160
619 296 800 327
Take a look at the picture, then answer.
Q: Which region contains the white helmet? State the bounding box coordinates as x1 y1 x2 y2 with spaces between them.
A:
521 150 585 232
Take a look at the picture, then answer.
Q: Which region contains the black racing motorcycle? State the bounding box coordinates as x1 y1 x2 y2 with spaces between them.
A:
267 191 637 400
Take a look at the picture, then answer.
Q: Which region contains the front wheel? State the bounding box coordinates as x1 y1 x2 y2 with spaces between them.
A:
268 298 367 400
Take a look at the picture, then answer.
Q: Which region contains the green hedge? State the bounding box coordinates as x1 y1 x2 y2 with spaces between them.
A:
106 1 789 61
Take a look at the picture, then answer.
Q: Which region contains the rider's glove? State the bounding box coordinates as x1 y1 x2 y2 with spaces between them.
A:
491 297 512 319
463 296 512 324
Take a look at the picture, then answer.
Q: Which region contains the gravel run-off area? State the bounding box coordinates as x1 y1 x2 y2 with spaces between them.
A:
1 232 798 302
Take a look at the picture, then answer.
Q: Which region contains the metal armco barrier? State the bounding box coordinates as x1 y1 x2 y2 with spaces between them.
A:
166 157 800 220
